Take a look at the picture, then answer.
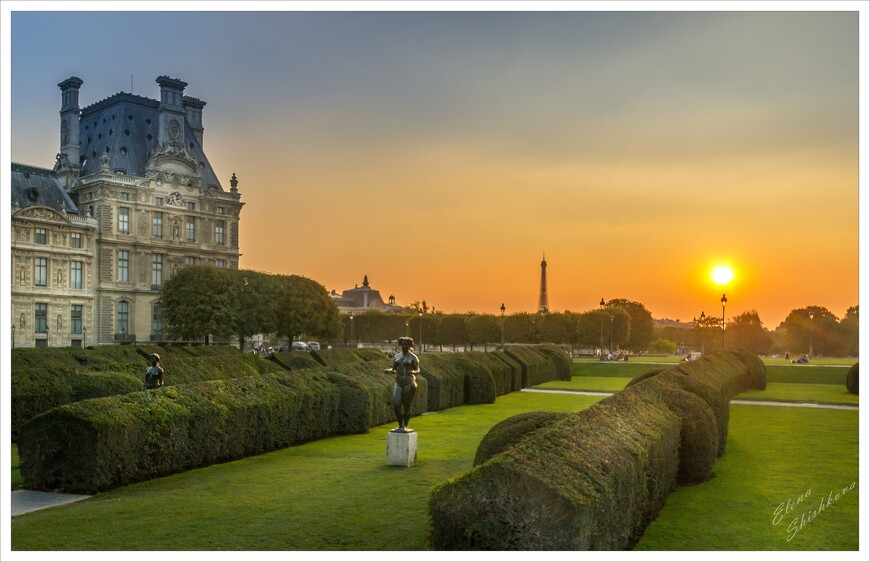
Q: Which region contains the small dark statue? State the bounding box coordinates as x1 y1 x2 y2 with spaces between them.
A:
385 337 420 433
144 353 165 390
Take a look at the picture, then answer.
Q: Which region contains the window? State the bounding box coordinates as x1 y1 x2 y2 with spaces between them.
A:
70 261 83 289
185 256 197 266
187 202 196 212
118 250 129 282
216 259 226 268
35 228 47 244
120 192 130 201
152 254 163 286
215 220 225 245
152 304 163 335
118 207 130 234
35 339 47 348
71 305 83 335
117 301 129 334
152 211 163 238
155 196 163 206
34 257 48 287
35 303 48 333
186 216 196 242
71 233 82 249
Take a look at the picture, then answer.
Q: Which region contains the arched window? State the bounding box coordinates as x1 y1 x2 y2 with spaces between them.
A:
117 301 129 335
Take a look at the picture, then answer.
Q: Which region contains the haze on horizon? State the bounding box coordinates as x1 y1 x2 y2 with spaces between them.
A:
7 8 860 328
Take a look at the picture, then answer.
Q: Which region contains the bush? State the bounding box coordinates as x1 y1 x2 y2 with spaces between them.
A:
430 389 681 550
270 351 322 371
473 411 567 467
503 346 560 387
647 339 677 354
453 355 497 405
651 371 729 457
418 354 467 412
627 377 719 484
625 368 664 387
353 348 392 362
846 362 859 395
310 348 367 366
463 351 515 397
535 345 573 381
490 351 523 392
19 370 345 493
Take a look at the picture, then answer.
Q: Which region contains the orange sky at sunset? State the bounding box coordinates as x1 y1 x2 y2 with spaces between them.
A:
7 7 864 329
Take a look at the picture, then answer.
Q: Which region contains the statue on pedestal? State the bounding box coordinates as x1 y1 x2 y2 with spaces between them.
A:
144 353 165 390
385 337 419 433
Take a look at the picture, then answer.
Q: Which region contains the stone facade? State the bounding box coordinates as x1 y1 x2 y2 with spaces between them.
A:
10 76 243 347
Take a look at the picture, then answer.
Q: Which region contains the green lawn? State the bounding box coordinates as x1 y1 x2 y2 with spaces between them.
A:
637 405 858 550
11 374 859 551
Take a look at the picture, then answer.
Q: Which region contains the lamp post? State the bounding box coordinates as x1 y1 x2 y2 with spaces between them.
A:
500 303 506 350
695 311 706 355
405 319 409 337
11 325 15 349
83 326 87 348
609 311 614 357
349 312 354 347
720 294 727 349
418 309 423 354
46 327 50 348
808 310 814 359
599 298 605 360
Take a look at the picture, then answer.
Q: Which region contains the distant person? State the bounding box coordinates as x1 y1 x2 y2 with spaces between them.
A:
144 353 165 390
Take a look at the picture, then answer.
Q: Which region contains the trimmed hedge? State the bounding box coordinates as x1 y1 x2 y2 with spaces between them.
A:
429 348 765 550
270 351 323 371
463 351 516 397
846 362 859 395
535 345 573 381
430 389 681 550
503 346 560 387
626 368 665 387
473 411 567 467
418 354 467 412
353 348 392 362
310 348 367 366
490 351 523 392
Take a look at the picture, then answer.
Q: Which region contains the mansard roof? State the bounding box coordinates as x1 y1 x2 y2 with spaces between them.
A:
10 163 79 214
77 92 223 190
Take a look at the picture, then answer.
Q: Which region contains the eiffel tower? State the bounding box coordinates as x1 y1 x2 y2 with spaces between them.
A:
537 253 549 314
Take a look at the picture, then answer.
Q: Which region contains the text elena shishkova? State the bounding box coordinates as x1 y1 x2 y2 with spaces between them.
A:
771 481 856 542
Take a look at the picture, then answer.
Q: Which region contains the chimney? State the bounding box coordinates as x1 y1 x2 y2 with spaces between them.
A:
156 76 188 149
58 76 83 169
183 96 206 146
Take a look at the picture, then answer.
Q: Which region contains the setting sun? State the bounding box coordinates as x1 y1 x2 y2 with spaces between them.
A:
711 265 735 286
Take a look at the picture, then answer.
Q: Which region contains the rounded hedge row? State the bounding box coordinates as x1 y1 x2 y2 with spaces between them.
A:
846 362 859 395
429 348 765 550
270 351 322 371
625 368 664 387
473 411 567 467
430 389 681 550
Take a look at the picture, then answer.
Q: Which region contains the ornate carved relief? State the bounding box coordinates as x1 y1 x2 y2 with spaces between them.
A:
137 251 147 284
15 207 69 224
138 210 149 236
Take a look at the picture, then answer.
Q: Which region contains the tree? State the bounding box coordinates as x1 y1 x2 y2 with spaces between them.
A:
777 306 841 357
274 274 342 342
839 306 859 357
605 298 654 352
434 314 465 351
725 310 773 356
536 312 577 346
159 265 237 342
228 269 279 352
467 315 501 351
599 306 631 352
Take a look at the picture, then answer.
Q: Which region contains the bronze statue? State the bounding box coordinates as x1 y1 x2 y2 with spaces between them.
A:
144 353 165 390
385 337 419 433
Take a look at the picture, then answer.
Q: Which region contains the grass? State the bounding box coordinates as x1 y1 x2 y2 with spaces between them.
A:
636 405 858 550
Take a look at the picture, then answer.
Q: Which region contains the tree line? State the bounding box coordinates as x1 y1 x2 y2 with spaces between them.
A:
158 266 858 357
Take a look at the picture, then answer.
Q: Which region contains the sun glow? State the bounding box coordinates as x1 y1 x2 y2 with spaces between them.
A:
711 265 735 286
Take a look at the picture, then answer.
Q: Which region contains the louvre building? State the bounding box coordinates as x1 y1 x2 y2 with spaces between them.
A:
10 76 243 347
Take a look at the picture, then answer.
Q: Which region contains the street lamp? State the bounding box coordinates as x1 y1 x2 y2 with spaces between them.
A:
599 298 606 360
405 319 409 337
808 310 814 359
720 294 727 349
83 326 87 348
500 303 506 350
349 313 354 347
695 311 706 355
11 324 15 348
609 311 614 357
418 308 423 354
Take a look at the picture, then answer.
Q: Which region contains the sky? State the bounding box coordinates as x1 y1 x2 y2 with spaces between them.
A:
4 3 866 329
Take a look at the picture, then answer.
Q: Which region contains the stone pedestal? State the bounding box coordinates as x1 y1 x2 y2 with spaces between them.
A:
386 430 418 467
